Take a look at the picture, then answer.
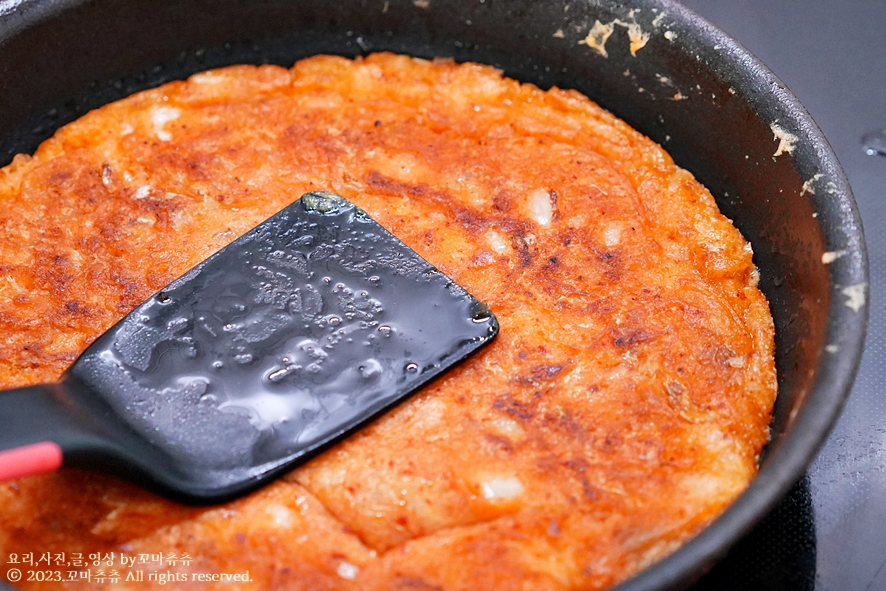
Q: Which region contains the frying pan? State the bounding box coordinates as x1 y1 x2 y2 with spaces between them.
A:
0 0 868 589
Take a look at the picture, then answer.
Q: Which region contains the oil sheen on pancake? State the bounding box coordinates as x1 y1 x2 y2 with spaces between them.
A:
0 53 776 590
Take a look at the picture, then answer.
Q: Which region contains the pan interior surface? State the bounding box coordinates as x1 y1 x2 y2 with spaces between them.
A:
0 0 867 589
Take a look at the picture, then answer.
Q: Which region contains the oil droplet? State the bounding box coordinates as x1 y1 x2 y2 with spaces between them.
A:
862 128 886 156
211 361 224 370
268 365 298 383
157 292 171 303
359 359 382 379
405 362 419 373
199 393 218 405
471 302 494 323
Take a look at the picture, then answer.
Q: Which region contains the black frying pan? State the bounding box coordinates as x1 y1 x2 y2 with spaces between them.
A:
0 1 869 589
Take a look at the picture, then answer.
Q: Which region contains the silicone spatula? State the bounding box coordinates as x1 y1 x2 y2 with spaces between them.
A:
0 192 498 503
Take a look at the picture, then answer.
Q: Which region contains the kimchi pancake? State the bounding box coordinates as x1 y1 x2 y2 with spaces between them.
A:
0 53 776 591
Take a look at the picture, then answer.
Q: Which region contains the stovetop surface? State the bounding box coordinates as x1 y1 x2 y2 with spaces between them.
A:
677 1 886 590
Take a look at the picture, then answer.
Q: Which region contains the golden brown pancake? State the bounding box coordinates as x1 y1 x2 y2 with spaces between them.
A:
0 53 775 590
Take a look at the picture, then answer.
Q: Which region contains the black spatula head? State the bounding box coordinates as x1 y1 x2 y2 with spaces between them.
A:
0 192 498 503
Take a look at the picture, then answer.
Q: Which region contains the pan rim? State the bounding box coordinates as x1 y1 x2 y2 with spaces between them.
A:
611 1 868 589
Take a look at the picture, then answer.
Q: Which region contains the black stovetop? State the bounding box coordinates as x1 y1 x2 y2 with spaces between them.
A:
677 1 886 590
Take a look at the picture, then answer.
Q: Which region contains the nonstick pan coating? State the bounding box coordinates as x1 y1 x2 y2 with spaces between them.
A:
0 1 868 589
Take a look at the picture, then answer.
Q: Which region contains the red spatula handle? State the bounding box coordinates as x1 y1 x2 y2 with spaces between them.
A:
0 441 63 480
0 383 84 481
